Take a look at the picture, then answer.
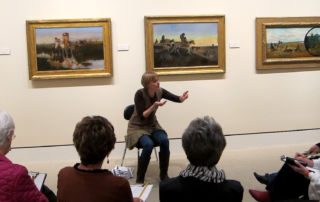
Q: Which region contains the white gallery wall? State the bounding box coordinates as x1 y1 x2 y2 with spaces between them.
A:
0 0 320 148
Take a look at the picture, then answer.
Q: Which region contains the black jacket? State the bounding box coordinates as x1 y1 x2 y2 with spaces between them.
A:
160 176 243 202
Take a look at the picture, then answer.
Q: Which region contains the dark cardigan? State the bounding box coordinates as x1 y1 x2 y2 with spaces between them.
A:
160 175 243 202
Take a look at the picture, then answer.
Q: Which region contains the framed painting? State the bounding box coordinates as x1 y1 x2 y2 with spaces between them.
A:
256 17 320 69
144 15 225 75
26 18 112 80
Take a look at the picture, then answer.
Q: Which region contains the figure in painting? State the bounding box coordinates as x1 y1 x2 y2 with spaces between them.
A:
50 32 78 69
52 37 63 62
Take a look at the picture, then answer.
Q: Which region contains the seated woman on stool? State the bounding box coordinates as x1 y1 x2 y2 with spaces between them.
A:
126 71 189 183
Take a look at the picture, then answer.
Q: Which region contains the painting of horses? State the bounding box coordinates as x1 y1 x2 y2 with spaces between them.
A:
26 18 112 80
145 16 225 75
256 17 320 69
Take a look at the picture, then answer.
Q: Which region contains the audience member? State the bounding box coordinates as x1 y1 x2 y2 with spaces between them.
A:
249 143 320 202
159 116 243 202
57 115 142 202
253 143 320 186
0 110 55 202
126 71 189 183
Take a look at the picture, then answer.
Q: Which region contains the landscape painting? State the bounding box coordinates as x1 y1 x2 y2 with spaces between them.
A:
266 27 320 58
256 17 320 69
145 16 225 75
153 23 218 67
26 18 112 80
36 27 104 71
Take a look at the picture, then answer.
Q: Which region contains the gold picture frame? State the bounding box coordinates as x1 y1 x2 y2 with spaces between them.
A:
26 18 112 80
145 15 225 75
256 17 320 70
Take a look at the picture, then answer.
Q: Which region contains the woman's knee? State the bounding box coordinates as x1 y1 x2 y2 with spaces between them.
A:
159 138 169 148
139 136 154 151
143 141 154 151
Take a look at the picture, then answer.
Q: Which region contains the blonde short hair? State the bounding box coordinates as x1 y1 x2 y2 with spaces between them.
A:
141 72 159 88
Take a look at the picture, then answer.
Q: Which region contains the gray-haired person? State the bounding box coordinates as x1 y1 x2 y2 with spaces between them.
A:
0 110 56 202
159 116 243 202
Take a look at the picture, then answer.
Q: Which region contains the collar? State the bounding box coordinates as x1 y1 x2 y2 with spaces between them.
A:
73 163 110 173
179 164 225 183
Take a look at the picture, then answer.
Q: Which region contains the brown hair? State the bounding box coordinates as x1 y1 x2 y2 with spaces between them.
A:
141 72 159 88
73 116 116 166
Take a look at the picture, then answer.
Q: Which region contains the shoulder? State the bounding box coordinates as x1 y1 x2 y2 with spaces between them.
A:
134 88 144 98
160 176 183 192
58 166 74 177
218 179 244 199
222 179 243 190
135 88 144 95
0 161 28 183
12 163 29 177
111 175 130 187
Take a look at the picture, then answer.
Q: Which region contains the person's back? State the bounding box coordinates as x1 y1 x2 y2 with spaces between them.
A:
58 165 133 202
160 175 243 202
0 110 48 202
57 115 139 202
0 154 48 202
159 116 243 202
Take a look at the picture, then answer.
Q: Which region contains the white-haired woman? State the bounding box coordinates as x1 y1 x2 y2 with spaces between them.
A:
160 116 243 202
0 110 51 202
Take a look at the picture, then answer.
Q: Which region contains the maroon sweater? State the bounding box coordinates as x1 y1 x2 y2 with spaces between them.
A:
0 154 48 202
57 164 133 202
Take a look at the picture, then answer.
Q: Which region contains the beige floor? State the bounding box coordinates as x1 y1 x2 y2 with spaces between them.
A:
110 144 307 202
22 143 311 202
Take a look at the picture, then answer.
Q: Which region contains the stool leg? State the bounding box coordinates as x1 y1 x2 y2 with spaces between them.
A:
121 144 127 166
154 147 159 162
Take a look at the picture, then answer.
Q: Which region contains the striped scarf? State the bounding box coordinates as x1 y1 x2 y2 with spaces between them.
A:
179 164 225 183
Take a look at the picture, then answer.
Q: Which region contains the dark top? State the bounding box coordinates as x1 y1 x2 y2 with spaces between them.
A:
134 88 180 119
159 176 243 202
57 163 133 202
126 88 180 149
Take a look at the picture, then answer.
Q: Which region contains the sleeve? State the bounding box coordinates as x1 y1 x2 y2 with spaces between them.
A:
13 166 48 202
162 88 181 103
134 90 146 120
308 171 320 200
159 180 171 202
313 159 320 170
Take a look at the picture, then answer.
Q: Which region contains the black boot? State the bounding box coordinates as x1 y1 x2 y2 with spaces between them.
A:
253 172 270 185
136 157 150 184
159 151 170 181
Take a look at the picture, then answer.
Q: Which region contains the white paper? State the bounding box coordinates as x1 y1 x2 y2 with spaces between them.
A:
112 165 134 179
131 184 153 201
28 171 47 191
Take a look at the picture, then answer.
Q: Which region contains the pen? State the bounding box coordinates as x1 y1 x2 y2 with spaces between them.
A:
29 172 39 180
138 183 149 198
303 152 317 158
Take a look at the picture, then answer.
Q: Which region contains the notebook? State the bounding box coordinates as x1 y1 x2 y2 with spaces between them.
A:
131 183 153 201
28 171 47 191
